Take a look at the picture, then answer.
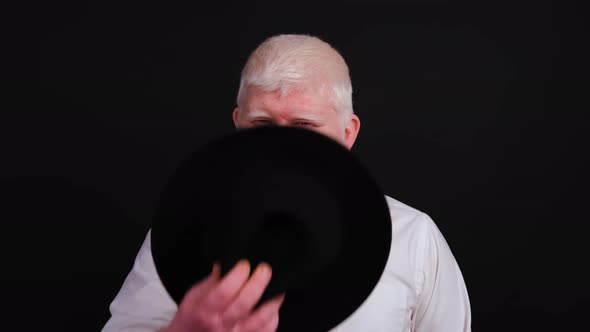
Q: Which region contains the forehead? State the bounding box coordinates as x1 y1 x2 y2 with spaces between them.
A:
243 86 334 116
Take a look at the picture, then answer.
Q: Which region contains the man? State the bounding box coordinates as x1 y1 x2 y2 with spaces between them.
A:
102 34 471 332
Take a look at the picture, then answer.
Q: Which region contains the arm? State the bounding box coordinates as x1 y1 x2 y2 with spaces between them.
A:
101 230 283 332
101 230 178 332
412 214 472 332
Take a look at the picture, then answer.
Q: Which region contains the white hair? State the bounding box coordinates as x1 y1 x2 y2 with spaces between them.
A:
237 34 354 121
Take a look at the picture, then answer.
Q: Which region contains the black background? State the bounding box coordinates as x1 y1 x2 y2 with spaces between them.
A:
2 1 589 331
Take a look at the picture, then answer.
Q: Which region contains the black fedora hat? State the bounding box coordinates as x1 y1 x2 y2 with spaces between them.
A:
151 126 392 332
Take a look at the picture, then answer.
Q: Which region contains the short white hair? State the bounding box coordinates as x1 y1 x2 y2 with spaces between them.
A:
237 34 354 120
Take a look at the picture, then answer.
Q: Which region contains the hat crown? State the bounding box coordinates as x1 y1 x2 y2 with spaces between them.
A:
151 126 392 332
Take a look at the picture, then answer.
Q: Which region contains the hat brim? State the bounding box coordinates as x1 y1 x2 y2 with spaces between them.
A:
151 126 391 332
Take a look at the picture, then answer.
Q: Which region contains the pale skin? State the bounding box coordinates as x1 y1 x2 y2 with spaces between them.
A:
162 85 361 332
234 86 360 150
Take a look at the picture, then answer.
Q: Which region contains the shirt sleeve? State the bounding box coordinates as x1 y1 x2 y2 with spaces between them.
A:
101 229 178 332
412 213 472 332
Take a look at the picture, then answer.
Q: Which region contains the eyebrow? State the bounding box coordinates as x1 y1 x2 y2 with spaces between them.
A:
246 110 271 118
246 109 323 122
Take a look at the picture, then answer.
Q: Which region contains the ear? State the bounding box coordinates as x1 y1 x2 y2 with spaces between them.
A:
343 114 361 150
232 107 240 128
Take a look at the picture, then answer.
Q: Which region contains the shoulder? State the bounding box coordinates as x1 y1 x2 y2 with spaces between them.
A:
383 194 449 259
384 195 423 218
383 195 437 237
380 195 444 289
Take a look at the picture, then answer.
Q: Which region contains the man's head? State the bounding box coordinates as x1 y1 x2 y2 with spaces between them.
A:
233 34 360 149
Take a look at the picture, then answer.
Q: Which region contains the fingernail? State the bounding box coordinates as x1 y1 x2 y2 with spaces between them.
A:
278 293 286 306
237 259 251 273
258 262 271 277
211 262 221 278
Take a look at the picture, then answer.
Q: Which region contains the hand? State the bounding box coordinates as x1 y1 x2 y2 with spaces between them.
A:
162 260 285 332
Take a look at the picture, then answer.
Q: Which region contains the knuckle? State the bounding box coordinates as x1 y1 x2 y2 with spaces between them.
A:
229 300 248 316
221 307 243 327
193 310 216 328
216 288 233 303
237 315 268 332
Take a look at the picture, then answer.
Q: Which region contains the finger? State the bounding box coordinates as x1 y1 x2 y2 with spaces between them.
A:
221 262 272 328
202 260 251 311
180 262 221 306
259 313 280 332
237 293 285 332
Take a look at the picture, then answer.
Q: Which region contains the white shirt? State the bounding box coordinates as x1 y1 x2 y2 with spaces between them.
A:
102 196 471 332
